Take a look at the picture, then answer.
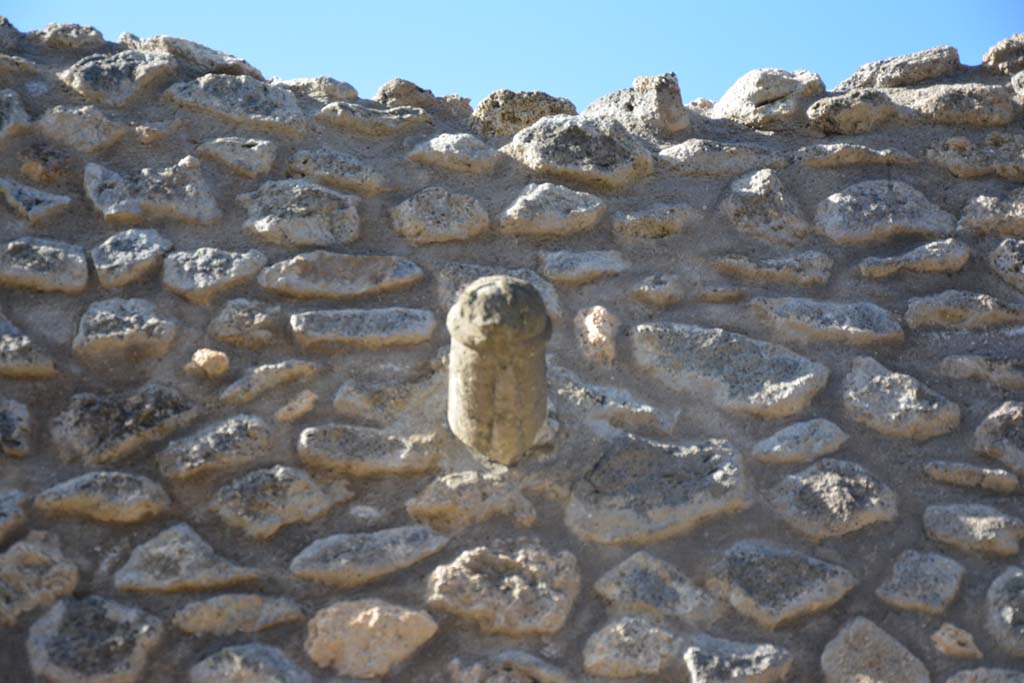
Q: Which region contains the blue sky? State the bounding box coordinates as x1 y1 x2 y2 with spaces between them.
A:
6 1 1022 108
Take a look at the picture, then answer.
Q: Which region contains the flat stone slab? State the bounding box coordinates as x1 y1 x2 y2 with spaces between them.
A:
564 434 750 544
57 49 177 106
859 238 970 278
631 322 829 418
752 296 904 345
196 136 276 177
875 549 964 614
219 360 319 405
287 148 387 193
842 356 960 440
289 308 436 349
165 74 305 132
768 458 898 539
208 298 283 348
316 100 431 135
976 401 1024 474
0 178 70 224
0 315 56 379
752 419 848 464
582 616 677 678
91 229 173 288
925 503 1024 556
408 132 498 173
390 186 489 244
157 414 270 480
682 634 793 683
501 114 653 188
298 423 440 476
290 524 447 586
34 471 170 523
211 465 351 538
815 179 956 244
538 249 627 284
716 251 832 287
707 540 857 629
239 179 360 247
0 237 87 293
930 133 1024 182
986 566 1024 657
427 542 580 635
84 156 221 224
114 523 258 592
189 643 310 683
27 597 163 683
0 532 78 626
162 247 267 304
721 168 810 245
72 298 177 360
0 398 30 457
659 138 787 176
906 289 1024 329
38 104 126 152
258 250 422 299
594 550 723 624
51 383 196 465
821 617 928 683
173 594 303 636
499 182 605 237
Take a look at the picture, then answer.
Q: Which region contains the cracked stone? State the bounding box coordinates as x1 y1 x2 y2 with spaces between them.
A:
291 524 447 586
594 551 723 624
925 460 1019 493
501 114 654 188
72 298 177 360
219 360 318 405
925 504 1024 556
715 251 833 287
91 229 172 288
436 262 561 320
905 289 1024 329
0 398 29 457
611 203 699 238
752 419 848 464
304 599 436 678
259 250 422 299
539 250 627 284
196 136 276 177
27 596 162 683
84 156 220 224
58 50 177 106
427 542 579 635
711 67 824 130
842 356 960 439
211 465 351 538
976 401 1024 476
990 238 1024 292
51 383 196 465
582 72 689 139
34 471 169 523
391 186 488 244
929 133 1024 182
472 89 576 137
406 469 536 532
582 616 677 677
859 238 970 278
0 315 56 379
208 299 282 348
408 132 499 173
287 147 387 193
114 523 257 592
189 643 310 683
682 634 793 683
0 489 27 544
794 143 917 168
876 550 964 614
162 247 267 304
38 104 125 152
838 45 960 89
239 179 360 247
565 434 749 544
659 138 787 176
707 540 857 629
173 594 303 636
316 100 430 135
165 74 305 132
290 308 436 349
0 532 78 626
768 458 897 540
0 237 87 293
821 617 928 683
157 414 270 480
815 179 955 245
298 423 440 476
752 296 904 346
632 322 828 418
0 177 70 224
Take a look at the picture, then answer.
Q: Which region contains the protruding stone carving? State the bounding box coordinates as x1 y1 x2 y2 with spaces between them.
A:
446 276 551 465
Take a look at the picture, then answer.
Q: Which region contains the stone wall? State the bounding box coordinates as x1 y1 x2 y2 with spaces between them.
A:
1 17 1024 683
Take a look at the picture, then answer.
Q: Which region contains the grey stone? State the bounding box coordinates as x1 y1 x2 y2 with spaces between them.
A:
925 460 1019 494
290 308 436 349
391 186 489 244
0 237 87 293
0 315 56 379
273 75 356 103
683 634 793 683
408 133 499 173
165 74 305 132
208 298 282 348
582 616 677 677
162 247 267 304
291 525 447 586
189 644 310 683
612 203 699 239
0 489 27 544
196 136 276 177
406 469 536 533
752 296 904 345
931 623 984 660
0 398 29 457
976 401 1024 474
34 471 169 523
721 168 810 245
259 250 422 299
565 434 749 544
707 540 857 629
72 298 177 360
127 34 261 78
794 142 917 167
38 105 126 152
239 179 360 247
91 229 172 288
173 594 303 636
58 50 177 106
859 238 970 278
987 566 1024 657
287 147 387 193
501 114 654 188
0 89 28 143
316 100 430 135
449 651 568 683
838 45 960 89
820 617 928 683
990 238 1024 292
631 322 829 418
51 383 196 465
659 138 787 176
582 72 689 139
538 250 627 284
806 88 904 134
32 22 104 49
948 670 1024 683
925 503 1024 556
552 365 678 436
435 261 562 320
715 251 833 287
0 532 78 626
114 523 258 591
876 550 964 614
711 68 824 130
472 89 576 137
298 423 440 476
960 186 1024 235
752 418 848 464
84 157 220 224
941 354 1024 390
985 33 1024 74
427 542 579 635
0 177 70 224
842 356 960 439
816 179 955 245
219 360 319 405
594 551 723 624
157 414 270 480
332 368 446 429
27 596 162 683
905 289 1024 329
930 133 1024 182
499 182 604 236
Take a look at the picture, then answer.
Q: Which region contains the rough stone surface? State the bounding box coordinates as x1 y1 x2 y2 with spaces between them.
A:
239 179 360 247
196 136 276 177
208 298 282 348
582 616 677 677
794 142 917 167
683 634 793 683
38 105 125 152
924 503 1024 556
876 549 964 614
931 623 983 659
985 33 1024 74
472 89 576 137
948 670 1024 683
406 469 536 532
408 133 499 173
298 423 440 476
838 45 960 89
91 229 173 288
498 182 604 236
219 359 317 405
172 594 303 635
582 72 689 139
752 296 904 346
0 532 78 625
859 238 970 277
316 100 430 135
659 138 786 176
188 644 310 683
35 471 169 522
594 551 722 624
930 133 1024 182
0 315 55 378
84 157 221 224
905 289 1024 329
611 202 699 239
258 250 422 298
0 398 30 457
157 414 270 479
986 566 1024 657
941 354 1024 390
290 307 436 349
0 236 87 293
539 250 627 284
976 401 1024 474
163 247 267 304
715 251 833 287
0 178 70 223
925 460 1019 493
752 419 848 464
712 68 824 130
287 147 387 193
820 617 929 683
990 238 1024 292
72 298 177 360
165 74 305 132
58 50 177 106
391 186 489 244
721 168 810 245
0 489 27 544
961 186 1024 236
816 179 956 244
